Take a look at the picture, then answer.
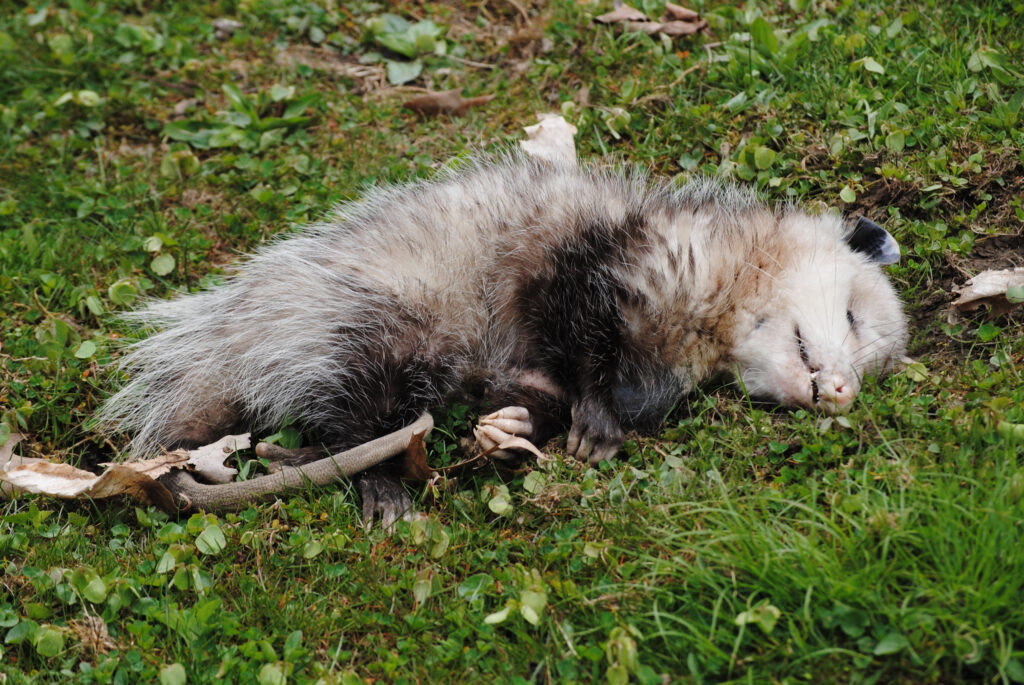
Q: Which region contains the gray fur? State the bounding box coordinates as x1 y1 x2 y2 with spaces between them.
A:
97 153 908 459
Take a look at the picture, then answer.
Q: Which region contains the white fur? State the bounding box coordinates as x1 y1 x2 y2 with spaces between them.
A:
97 154 907 454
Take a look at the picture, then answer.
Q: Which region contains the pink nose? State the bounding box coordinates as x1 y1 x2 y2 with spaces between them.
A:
819 374 854 409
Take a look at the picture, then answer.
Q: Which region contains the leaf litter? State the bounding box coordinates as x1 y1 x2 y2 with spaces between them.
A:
594 2 711 39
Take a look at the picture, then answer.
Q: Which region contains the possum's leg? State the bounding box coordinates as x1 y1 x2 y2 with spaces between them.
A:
303 327 462 528
156 399 243 452
255 443 330 464
512 223 637 465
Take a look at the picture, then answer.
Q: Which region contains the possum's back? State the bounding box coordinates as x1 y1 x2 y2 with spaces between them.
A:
271 157 649 350
99 157 648 453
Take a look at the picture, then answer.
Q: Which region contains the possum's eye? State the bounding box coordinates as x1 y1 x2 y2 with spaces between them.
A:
754 317 768 329
846 309 856 327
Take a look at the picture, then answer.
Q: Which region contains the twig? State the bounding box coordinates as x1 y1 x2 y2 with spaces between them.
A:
447 55 497 70
505 0 531 24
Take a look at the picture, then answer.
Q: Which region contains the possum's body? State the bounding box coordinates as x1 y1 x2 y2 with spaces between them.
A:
98 155 906 509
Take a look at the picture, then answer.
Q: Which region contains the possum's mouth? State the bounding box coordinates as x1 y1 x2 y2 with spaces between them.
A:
795 325 821 405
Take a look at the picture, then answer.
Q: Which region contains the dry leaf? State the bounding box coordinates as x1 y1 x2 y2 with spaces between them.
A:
0 461 176 511
173 98 198 118
398 428 435 481
0 433 35 498
622 20 661 35
403 89 494 116
99 451 189 480
597 2 710 39
664 3 700 20
521 114 578 164
212 18 243 39
474 423 546 461
950 267 1024 321
658 19 706 36
0 433 244 509
490 435 545 460
1 432 28 466
186 433 250 484
595 4 650 23
70 615 118 656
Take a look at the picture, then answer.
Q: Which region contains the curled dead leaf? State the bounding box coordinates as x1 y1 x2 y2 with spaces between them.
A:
0 433 34 498
1 432 28 465
658 19 706 36
596 2 710 39
949 267 1024 321
521 114 578 164
488 435 545 461
99 451 189 480
665 3 700 21
186 433 250 483
398 428 435 481
212 18 243 39
594 4 650 23
403 89 495 116
0 461 176 511
623 21 661 35
172 98 198 118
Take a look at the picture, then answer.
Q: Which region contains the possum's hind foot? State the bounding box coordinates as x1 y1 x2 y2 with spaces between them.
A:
354 464 413 530
473 406 541 460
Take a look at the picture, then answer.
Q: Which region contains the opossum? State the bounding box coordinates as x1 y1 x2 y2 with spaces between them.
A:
97 154 907 520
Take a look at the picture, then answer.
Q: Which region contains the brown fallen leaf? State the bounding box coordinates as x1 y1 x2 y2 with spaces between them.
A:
99 450 189 480
664 2 700 21
594 4 650 23
658 19 707 36
949 267 1024 321
0 461 176 511
403 89 495 116
212 18 243 39
172 98 199 118
484 434 545 461
622 20 661 35
0 432 27 466
398 428 436 481
70 614 118 656
597 2 711 40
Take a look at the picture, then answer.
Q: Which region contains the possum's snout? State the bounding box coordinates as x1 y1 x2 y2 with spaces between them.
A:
797 325 857 411
810 369 857 412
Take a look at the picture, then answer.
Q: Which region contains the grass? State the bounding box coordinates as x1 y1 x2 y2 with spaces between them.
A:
1 0 1023 682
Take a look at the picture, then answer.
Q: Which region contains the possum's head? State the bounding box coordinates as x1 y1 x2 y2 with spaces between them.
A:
730 215 906 413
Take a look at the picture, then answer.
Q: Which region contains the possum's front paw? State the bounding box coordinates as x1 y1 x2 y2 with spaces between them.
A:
353 465 413 530
473 406 539 461
567 398 624 465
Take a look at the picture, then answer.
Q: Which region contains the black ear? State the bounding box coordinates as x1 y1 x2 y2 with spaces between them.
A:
847 216 900 264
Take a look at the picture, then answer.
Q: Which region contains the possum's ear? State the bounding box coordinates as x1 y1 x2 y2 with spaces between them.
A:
847 217 901 264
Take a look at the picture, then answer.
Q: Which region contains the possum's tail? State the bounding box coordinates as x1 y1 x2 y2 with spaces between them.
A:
95 238 388 456
95 288 253 455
